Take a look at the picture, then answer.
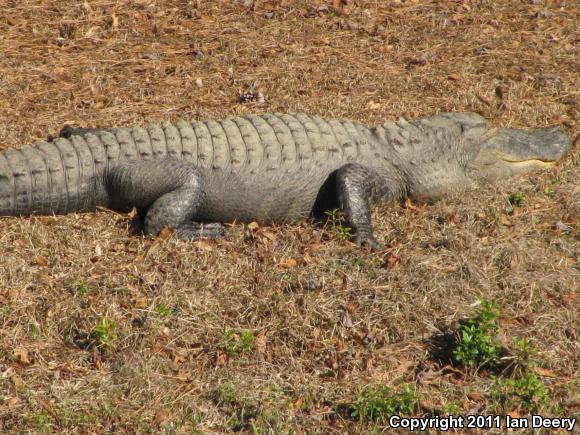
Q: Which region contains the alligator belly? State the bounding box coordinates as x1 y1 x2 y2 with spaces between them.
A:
197 169 329 223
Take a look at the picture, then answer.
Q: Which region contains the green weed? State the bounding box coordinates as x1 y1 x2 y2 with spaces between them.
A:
350 384 417 424
442 401 464 415
28 321 41 338
155 303 175 317
216 382 238 405
0 306 12 319
509 339 539 376
452 300 502 369
324 208 353 240
75 281 90 297
92 318 117 349
508 191 526 207
491 372 548 412
223 327 255 355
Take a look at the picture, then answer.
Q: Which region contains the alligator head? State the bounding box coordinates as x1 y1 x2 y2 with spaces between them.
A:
397 113 573 203
465 123 572 182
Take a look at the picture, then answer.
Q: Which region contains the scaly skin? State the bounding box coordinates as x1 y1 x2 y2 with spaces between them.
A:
0 112 572 249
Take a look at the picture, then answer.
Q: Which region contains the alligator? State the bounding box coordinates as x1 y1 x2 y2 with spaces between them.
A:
0 112 572 249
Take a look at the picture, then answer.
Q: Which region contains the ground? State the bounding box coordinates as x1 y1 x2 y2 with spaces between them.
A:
0 0 578 433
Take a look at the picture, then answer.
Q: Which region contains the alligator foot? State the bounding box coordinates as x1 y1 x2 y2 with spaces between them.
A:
59 125 116 139
354 234 383 252
174 222 225 240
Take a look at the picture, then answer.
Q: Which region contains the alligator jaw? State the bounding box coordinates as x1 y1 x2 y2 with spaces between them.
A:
492 155 557 168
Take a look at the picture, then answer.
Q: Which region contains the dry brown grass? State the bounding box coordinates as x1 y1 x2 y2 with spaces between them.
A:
0 0 578 433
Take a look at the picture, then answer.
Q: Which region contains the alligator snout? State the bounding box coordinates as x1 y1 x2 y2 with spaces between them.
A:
484 127 571 163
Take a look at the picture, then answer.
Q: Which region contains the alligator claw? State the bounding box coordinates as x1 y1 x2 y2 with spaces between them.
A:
354 234 383 252
174 222 226 240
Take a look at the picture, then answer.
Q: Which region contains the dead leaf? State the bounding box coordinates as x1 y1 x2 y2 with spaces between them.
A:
341 311 353 328
346 302 358 314
172 352 186 365
215 349 228 366
467 392 485 401
534 367 557 378
153 410 169 426
5 397 20 407
408 55 428 66
134 297 147 309
278 258 297 268
404 197 421 211
34 256 48 266
476 94 492 106
500 216 514 227
495 85 505 99
302 252 316 265
385 252 399 268
195 240 213 251
13 346 30 365
553 220 571 233
448 73 461 81
261 231 277 241
254 333 267 356
111 13 119 28
247 221 260 231
157 227 174 239
11 375 24 388
394 358 416 374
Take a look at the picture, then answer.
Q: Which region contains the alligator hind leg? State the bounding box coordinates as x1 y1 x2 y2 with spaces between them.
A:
106 159 224 239
335 163 386 251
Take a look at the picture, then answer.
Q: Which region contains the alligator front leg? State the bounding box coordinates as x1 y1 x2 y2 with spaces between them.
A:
335 163 385 251
106 159 224 239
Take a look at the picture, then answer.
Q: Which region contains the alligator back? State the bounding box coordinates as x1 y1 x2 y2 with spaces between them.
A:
0 113 378 217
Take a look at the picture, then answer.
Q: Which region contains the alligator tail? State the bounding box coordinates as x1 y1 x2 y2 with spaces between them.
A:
0 136 107 216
